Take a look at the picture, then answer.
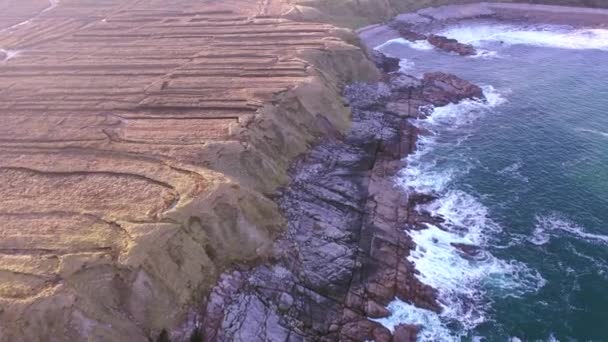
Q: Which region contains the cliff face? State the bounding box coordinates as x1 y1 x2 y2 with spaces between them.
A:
2 0 606 341
0 1 378 341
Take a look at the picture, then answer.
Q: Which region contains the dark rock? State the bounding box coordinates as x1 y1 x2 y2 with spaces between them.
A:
407 209 445 227
427 34 476 56
197 68 487 341
423 72 484 106
451 243 483 259
388 73 422 92
371 50 400 73
408 192 439 206
341 318 389 341
278 292 294 312
389 21 427 41
393 324 420 342
364 300 391 318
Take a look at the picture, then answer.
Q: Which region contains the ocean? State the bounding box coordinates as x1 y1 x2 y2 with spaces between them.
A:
373 22 608 341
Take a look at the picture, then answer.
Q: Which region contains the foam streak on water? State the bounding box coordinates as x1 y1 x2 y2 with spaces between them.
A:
376 86 545 340
532 213 608 246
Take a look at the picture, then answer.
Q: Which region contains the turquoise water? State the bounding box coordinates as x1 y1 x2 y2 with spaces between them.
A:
376 23 608 341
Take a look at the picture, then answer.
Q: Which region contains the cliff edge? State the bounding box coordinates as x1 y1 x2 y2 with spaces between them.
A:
1 0 607 341
0 1 378 340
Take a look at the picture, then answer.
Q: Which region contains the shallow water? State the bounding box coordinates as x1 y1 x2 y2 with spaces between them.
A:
375 21 608 341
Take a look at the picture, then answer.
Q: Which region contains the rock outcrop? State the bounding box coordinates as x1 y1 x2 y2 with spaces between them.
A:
4 0 598 340
194 58 486 341
389 21 427 41
371 51 401 73
422 72 484 105
428 34 477 56
0 1 379 341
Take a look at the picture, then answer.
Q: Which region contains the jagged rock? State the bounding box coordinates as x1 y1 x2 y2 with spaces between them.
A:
423 72 485 106
394 324 420 342
278 293 294 312
341 318 390 342
372 50 400 73
408 192 439 206
389 73 423 92
365 300 391 318
389 21 427 41
0 0 383 341
198 70 484 341
428 34 477 56
451 243 483 259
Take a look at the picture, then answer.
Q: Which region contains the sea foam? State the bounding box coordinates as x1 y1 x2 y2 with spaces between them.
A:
439 24 608 51
375 37 434 51
378 85 545 340
533 213 608 246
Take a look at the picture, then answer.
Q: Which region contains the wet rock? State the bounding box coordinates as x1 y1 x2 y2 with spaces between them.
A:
389 21 427 41
408 192 439 206
371 50 400 73
408 209 446 227
364 300 391 318
393 324 420 342
341 318 390 342
199 69 486 341
428 34 477 56
423 72 484 106
389 73 422 92
278 292 294 312
451 243 483 259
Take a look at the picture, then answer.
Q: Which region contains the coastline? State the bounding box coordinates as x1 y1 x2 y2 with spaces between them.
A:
358 2 608 48
1 1 606 340
354 3 608 340
189 52 490 340
192 3 608 341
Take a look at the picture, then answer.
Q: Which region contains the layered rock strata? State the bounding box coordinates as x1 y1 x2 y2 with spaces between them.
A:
3 0 601 340
194 57 485 342
0 1 379 341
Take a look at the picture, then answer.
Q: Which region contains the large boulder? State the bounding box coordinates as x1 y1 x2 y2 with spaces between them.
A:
428 34 476 56
422 72 484 106
393 324 420 342
389 21 427 41
371 50 400 73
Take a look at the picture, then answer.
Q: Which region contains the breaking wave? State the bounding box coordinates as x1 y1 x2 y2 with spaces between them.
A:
375 37 434 51
377 85 545 340
439 24 608 51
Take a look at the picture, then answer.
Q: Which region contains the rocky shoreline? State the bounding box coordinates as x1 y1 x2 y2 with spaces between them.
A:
359 2 608 50
179 53 486 341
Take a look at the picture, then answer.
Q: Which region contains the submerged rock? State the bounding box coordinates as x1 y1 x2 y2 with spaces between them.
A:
428 34 477 56
394 324 420 342
409 192 439 206
451 243 483 259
